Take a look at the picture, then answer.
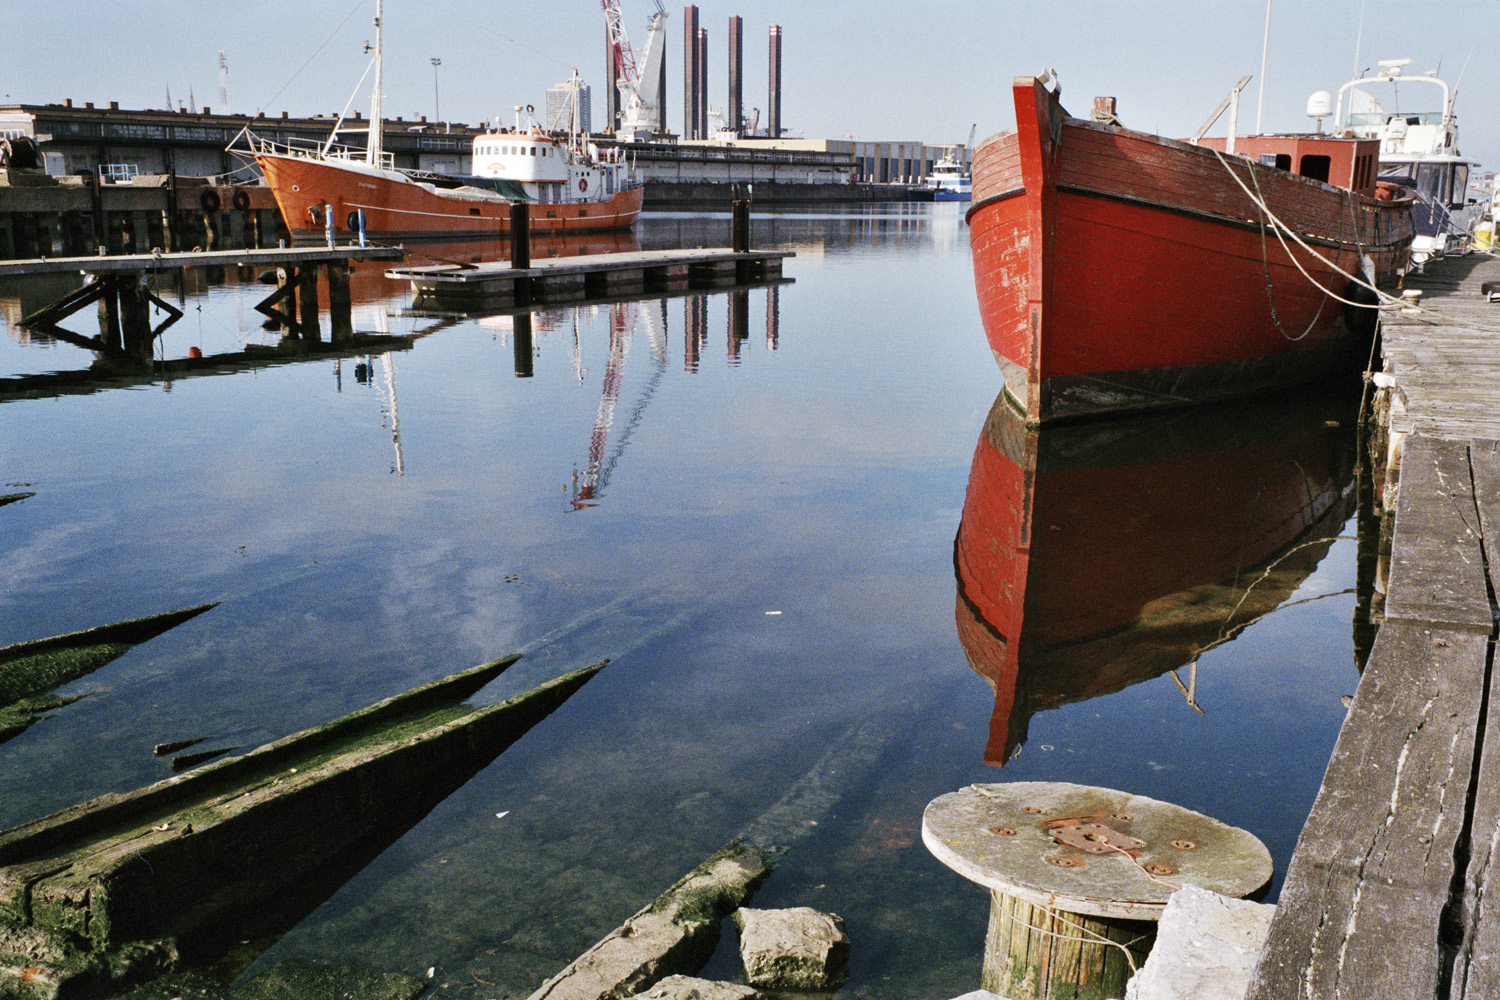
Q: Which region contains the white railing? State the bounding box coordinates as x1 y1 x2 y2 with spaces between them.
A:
235 130 395 171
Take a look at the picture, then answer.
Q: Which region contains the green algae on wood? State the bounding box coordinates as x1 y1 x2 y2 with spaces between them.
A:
0 604 219 707
0 654 607 999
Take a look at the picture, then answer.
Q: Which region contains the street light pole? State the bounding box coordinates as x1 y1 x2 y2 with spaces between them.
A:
431 57 442 128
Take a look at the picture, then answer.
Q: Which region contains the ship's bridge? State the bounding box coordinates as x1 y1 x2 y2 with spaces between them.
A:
471 131 570 183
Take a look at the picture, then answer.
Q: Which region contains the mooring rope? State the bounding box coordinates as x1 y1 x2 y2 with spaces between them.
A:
1213 150 1397 307
1001 900 1151 974
1211 149 1500 334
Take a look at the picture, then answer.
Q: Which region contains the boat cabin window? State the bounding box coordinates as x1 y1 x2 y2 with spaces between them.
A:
1258 153 1292 171
1298 155 1331 183
1452 164 1470 207
1415 162 1453 205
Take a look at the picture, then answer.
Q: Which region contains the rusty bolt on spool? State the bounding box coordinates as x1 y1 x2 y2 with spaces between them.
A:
1023 805 1046 814
1111 813 1132 822
1171 839 1197 851
1143 863 1177 876
990 825 1018 836
1046 855 1086 868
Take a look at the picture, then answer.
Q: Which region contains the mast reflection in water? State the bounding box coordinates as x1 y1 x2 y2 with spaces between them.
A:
954 389 1360 767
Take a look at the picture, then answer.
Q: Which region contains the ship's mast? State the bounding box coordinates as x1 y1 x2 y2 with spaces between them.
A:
368 0 385 164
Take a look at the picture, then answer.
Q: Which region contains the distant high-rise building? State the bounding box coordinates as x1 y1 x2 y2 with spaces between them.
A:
546 78 591 134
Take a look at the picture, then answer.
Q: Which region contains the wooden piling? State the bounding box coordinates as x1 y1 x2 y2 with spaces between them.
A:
297 265 320 340
98 279 121 350
732 199 750 253
327 261 353 343
119 276 152 358
510 202 531 269
514 312 534 378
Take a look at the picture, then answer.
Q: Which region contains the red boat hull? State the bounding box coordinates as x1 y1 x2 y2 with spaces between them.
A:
967 78 1414 424
256 152 644 241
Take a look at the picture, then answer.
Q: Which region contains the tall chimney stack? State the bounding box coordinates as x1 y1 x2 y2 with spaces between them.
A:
728 15 743 137
683 5 700 139
697 27 708 138
768 25 782 138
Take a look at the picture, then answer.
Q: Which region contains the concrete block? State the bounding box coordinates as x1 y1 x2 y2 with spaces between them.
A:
1124 883 1275 1000
732 906 849 990
630 975 762 1000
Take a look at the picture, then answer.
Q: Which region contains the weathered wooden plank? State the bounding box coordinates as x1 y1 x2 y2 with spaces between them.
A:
1383 437 1492 630
1247 624 1488 1000
1470 440 1500 601
1452 655 1500 999
1452 438 1500 998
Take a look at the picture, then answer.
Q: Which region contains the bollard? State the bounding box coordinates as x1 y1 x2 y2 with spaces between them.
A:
732 199 750 253
922 782 1271 1000
324 203 334 248
355 208 366 247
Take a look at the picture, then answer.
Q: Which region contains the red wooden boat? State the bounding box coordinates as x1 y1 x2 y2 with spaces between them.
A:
954 389 1357 766
248 127 644 242
967 77 1415 425
234 2 642 242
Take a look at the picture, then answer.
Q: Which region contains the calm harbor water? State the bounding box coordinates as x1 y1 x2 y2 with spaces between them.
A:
0 204 1363 998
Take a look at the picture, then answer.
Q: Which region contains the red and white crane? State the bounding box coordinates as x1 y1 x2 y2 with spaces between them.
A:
601 0 668 140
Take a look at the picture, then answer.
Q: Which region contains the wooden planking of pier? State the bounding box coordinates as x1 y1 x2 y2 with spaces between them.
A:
387 247 793 305
1248 252 1500 999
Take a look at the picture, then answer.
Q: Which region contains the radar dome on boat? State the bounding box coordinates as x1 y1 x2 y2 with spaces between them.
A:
1306 90 1333 119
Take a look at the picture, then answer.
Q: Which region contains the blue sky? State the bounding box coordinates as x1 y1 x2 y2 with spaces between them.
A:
5 1 1498 169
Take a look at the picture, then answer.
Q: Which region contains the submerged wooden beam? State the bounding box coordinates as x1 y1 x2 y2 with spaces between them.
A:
0 604 219 744
526 840 776 1000
0 604 219 707
0 655 607 999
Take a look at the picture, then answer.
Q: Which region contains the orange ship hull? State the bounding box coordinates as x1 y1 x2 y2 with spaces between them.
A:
256 152 644 241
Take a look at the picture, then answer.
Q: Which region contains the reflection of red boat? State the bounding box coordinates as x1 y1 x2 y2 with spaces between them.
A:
967 77 1414 425
953 390 1357 766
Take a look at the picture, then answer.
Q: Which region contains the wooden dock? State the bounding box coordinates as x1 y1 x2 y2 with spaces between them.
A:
1247 252 1500 999
387 247 794 306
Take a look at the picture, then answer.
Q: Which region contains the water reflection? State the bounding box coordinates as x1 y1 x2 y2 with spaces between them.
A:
954 389 1360 766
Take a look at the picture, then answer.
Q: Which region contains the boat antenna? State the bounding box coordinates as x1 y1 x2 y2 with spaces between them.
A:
1255 0 1272 132
1451 45 1474 114
321 56 378 157
367 0 385 165
1351 0 1366 87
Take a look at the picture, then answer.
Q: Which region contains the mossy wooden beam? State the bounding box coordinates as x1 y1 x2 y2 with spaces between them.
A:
526 840 776 1000
0 604 219 707
0 655 606 999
